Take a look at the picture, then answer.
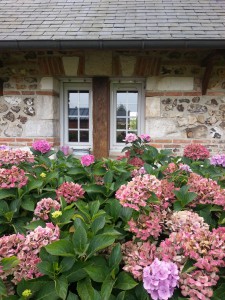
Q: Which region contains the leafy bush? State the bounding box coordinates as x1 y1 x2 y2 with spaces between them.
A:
0 137 225 300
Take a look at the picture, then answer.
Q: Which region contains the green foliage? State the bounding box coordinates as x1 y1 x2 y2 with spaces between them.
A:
1 138 225 299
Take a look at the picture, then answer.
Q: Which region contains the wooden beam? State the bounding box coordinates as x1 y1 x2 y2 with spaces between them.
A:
202 60 213 95
201 50 225 95
92 77 110 158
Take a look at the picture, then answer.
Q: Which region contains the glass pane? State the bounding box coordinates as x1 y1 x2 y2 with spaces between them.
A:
116 131 126 143
117 91 127 116
68 117 78 129
80 131 89 142
80 117 89 129
80 91 89 116
128 117 137 130
69 131 78 142
68 91 78 115
116 118 126 130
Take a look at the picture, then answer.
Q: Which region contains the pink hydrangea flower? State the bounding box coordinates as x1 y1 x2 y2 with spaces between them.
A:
32 140 51 154
0 166 28 189
81 154 95 166
56 182 85 203
34 198 61 220
0 149 34 166
0 224 60 284
140 134 151 142
124 133 138 143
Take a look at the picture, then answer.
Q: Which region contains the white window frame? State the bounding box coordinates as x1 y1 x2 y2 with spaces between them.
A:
60 80 93 150
110 80 145 152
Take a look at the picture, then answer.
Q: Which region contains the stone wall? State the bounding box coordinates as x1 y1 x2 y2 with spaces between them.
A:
145 74 225 155
0 49 224 154
0 75 60 147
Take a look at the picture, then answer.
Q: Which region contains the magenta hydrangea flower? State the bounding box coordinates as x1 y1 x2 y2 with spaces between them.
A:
140 134 151 142
81 154 95 166
143 258 179 300
183 144 210 160
32 140 51 154
124 133 138 143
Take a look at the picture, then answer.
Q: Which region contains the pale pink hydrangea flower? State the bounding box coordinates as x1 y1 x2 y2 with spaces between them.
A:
13 223 60 284
0 224 60 284
124 133 138 143
187 173 225 209
34 198 61 220
0 166 28 189
0 149 34 166
121 240 156 280
115 174 162 211
56 181 85 203
32 140 51 154
81 154 95 166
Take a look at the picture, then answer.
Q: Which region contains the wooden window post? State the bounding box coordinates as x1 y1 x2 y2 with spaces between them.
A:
92 77 110 158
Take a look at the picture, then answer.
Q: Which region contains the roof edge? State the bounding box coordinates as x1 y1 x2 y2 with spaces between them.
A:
0 39 225 50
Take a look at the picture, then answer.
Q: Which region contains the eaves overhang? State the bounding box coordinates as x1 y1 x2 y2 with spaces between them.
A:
0 39 225 50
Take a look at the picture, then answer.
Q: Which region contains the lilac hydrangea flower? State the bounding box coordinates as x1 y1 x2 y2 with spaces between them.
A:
143 258 179 300
140 134 151 142
210 154 225 167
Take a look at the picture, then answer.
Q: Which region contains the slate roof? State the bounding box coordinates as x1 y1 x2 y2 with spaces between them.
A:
0 0 225 41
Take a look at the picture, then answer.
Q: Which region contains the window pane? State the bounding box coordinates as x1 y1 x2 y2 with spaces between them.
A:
116 118 126 129
80 131 89 142
68 92 78 115
68 117 78 129
128 117 137 130
117 103 127 116
80 117 89 129
69 131 78 142
116 131 126 143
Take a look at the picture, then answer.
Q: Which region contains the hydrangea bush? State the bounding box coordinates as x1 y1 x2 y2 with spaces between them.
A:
0 137 225 299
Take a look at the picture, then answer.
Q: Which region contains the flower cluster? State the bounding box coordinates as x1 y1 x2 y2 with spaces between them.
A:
187 173 225 209
56 181 85 203
115 174 162 211
0 166 28 188
0 224 60 284
0 145 10 150
121 241 156 280
140 134 151 142
124 133 138 143
0 149 34 166
34 198 61 220
80 154 95 166
143 258 179 300
183 144 210 160
128 211 164 240
32 140 51 154
210 154 225 167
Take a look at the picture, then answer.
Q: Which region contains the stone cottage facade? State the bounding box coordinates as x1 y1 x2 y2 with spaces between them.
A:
0 0 225 158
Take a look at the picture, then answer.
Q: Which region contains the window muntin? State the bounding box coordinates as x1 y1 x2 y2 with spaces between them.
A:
111 82 144 149
63 82 92 148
